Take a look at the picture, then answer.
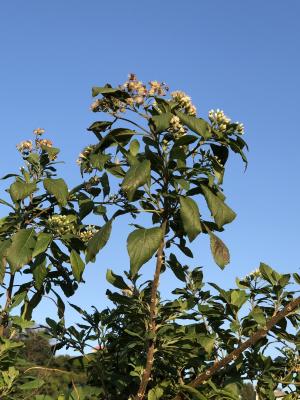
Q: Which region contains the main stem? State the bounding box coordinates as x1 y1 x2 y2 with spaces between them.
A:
134 219 167 400
172 295 300 400
0 273 15 337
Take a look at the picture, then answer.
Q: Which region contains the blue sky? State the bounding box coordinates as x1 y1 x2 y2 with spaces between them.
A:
0 1 300 327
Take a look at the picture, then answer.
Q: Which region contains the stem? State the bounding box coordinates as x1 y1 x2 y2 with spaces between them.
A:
134 219 167 400
0 273 15 336
172 295 300 400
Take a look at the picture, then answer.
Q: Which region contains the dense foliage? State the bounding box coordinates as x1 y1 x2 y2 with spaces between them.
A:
0 75 299 399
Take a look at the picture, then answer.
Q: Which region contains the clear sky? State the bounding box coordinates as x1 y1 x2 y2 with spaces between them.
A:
0 1 299 328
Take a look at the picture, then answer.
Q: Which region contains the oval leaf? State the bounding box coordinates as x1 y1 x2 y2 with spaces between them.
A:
201 184 236 228
70 250 85 282
180 196 202 242
210 232 230 269
10 181 36 202
43 178 69 206
127 227 163 276
7 229 36 273
86 221 112 263
121 160 150 201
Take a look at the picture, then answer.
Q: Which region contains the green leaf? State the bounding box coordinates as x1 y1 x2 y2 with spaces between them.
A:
7 229 36 273
89 153 110 171
9 181 36 202
201 185 236 228
251 307 266 326
230 290 248 309
0 240 10 284
209 232 230 269
121 160 151 201
32 232 53 258
150 113 172 133
43 178 69 206
180 196 202 242
40 145 60 160
106 269 130 290
198 334 215 355
180 385 208 400
92 86 120 96
127 227 163 276
32 254 47 290
87 121 112 133
175 111 211 139
148 386 164 400
20 378 45 390
86 221 112 263
70 250 85 282
96 128 135 151
129 139 140 156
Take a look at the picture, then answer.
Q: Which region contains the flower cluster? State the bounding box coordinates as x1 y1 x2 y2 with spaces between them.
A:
208 109 244 135
76 145 96 173
36 138 53 148
171 91 197 116
90 97 126 114
33 128 45 136
17 140 33 154
121 74 168 107
168 115 186 139
47 215 77 236
78 225 99 242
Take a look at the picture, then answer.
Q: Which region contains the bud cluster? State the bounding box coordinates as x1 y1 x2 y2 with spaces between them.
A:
76 145 96 173
17 128 54 156
17 140 33 154
47 215 77 236
208 109 244 135
171 91 197 116
90 97 126 114
168 115 186 139
78 225 99 242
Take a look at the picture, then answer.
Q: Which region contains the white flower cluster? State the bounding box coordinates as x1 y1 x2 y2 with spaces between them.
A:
171 91 197 116
78 225 99 242
168 115 186 139
17 140 33 154
47 215 77 236
208 109 244 134
245 268 261 280
76 145 96 173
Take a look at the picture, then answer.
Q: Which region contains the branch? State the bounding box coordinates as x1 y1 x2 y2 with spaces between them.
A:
133 219 167 400
173 296 300 400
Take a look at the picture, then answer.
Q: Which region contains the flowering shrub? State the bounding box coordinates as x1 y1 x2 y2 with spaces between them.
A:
0 76 299 399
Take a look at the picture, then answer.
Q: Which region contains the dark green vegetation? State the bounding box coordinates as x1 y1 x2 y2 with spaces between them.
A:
0 76 299 399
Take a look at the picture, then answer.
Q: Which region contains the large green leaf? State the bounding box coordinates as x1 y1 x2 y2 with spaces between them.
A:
209 232 230 269
180 385 208 400
121 160 151 201
148 386 164 400
19 378 45 390
32 232 53 258
9 181 36 202
32 255 47 290
92 86 120 96
0 240 10 284
150 112 172 133
200 185 236 228
127 227 163 276
86 221 112 263
7 229 36 273
180 196 202 242
106 269 130 290
175 111 211 139
70 250 85 282
43 178 69 206
96 128 135 151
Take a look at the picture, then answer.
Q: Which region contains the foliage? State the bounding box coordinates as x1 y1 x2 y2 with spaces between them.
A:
0 75 299 399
